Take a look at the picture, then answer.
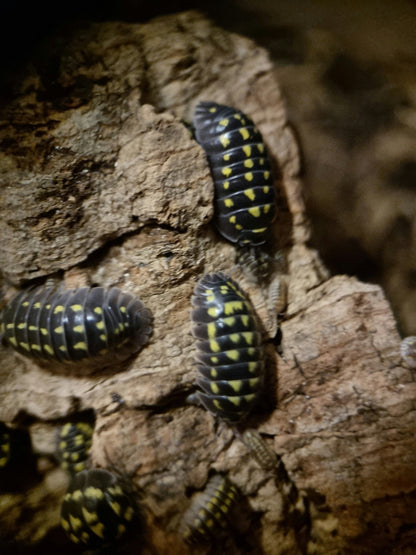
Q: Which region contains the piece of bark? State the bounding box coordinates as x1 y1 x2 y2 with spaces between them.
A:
0 10 415 554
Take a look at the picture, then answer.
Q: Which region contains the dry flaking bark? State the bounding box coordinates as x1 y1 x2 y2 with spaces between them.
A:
0 10 415 554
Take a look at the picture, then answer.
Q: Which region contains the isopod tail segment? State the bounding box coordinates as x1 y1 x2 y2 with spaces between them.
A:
189 272 265 424
0 284 152 372
237 428 311 551
181 473 240 544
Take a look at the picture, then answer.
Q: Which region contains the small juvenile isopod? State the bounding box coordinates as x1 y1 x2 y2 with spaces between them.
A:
400 336 416 369
189 272 265 423
193 102 276 247
181 474 239 543
58 422 94 475
60 468 140 548
0 286 152 369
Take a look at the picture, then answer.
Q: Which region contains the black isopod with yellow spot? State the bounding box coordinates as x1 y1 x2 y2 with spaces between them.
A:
58 422 94 475
193 101 276 246
60 468 140 548
181 474 239 543
0 286 152 369
189 272 265 423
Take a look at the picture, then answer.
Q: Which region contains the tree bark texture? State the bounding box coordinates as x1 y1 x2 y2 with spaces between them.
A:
0 11 415 554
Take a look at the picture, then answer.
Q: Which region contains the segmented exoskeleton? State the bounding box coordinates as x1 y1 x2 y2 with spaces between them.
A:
58 422 94 475
60 468 141 548
193 102 276 248
0 286 152 369
189 272 264 423
181 474 239 543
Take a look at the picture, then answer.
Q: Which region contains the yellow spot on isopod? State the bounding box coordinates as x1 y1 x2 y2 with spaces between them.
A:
211 356 219 364
70 304 83 312
224 301 243 315
239 128 250 140
85 487 104 499
219 118 229 127
253 227 267 233
116 523 126 537
31 344 41 351
19 342 30 351
263 186 269 194
229 333 241 343
82 506 98 524
213 399 223 410
207 322 217 339
244 172 253 181
224 198 233 208
210 368 218 378
90 522 105 538
226 350 240 361
244 159 254 168
6 323 14 329
54 326 64 334
22 301 29 307
33 302 41 309
248 206 260 217
73 342 87 351
96 321 105 330
229 380 243 392
17 323 26 329
209 106 217 113
61 518 70 531
223 181 230 189
223 154 230 162
242 332 254 344
222 167 232 177
109 500 121 516
229 396 242 406
209 340 220 353
40 328 48 336
69 514 82 531
207 307 220 318
73 325 84 333
242 145 251 157
28 325 38 331
124 506 135 520
264 170 270 179
211 383 220 394
219 134 230 148
53 305 65 314
44 344 54 355
244 189 255 201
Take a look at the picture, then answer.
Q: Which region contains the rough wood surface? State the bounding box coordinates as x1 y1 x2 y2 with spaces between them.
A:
0 11 415 554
